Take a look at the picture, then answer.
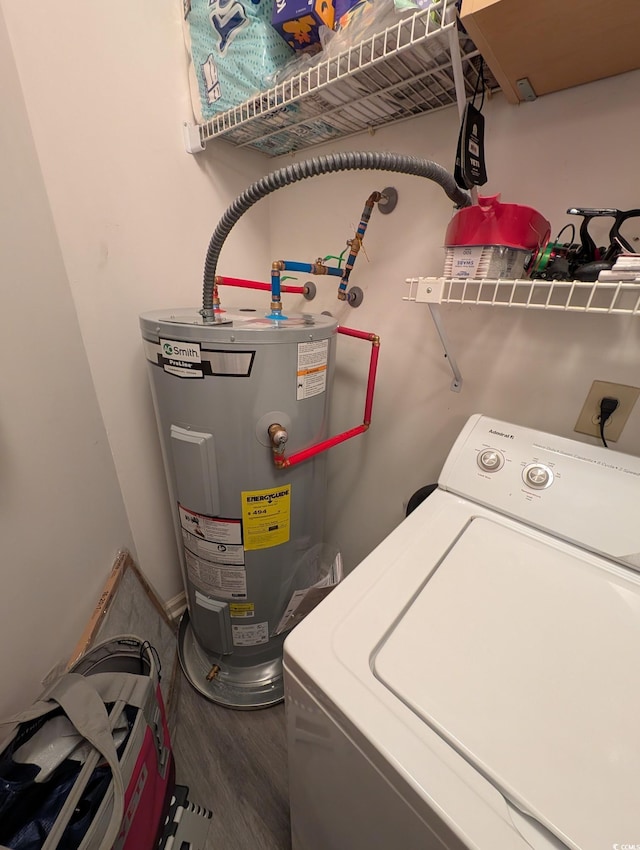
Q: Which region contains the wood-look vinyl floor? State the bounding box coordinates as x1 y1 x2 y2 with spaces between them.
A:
172 670 292 850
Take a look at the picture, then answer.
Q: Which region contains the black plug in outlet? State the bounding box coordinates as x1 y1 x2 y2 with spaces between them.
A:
598 396 619 448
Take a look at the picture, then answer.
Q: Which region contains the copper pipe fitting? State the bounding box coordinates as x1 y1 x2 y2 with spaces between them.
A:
206 664 221 681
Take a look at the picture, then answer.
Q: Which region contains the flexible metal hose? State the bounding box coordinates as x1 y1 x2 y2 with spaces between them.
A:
202 150 471 317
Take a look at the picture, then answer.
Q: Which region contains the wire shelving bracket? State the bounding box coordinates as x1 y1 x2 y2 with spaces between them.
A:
405 276 640 391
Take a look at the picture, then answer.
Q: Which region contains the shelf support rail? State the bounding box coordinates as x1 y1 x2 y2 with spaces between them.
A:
428 303 463 392
405 277 462 392
447 26 467 122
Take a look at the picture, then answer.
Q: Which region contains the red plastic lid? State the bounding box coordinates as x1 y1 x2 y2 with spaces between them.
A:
445 194 551 251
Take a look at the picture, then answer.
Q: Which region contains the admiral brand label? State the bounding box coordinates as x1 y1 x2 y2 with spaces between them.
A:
488 428 515 440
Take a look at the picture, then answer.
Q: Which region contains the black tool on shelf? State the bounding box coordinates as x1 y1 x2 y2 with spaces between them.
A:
531 207 640 281
573 207 640 280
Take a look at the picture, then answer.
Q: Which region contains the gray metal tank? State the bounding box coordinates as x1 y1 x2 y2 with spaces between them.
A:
140 307 338 708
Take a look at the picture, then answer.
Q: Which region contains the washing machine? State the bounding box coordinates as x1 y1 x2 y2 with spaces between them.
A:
284 414 640 850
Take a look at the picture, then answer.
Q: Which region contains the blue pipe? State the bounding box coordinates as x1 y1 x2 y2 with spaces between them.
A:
280 260 343 276
338 194 377 297
266 269 287 320
267 259 342 318
282 261 314 273
271 269 282 300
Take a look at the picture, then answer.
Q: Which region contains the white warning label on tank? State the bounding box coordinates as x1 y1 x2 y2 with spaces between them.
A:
232 621 268 646
185 550 247 599
182 530 245 566
179 506 242 545
160 338 202 378
297 340 328 400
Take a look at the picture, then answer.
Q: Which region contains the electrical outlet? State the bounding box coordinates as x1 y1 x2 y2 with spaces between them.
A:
574 380 640 442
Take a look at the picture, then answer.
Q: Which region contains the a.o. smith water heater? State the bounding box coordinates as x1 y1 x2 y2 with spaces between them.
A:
140 307 337 708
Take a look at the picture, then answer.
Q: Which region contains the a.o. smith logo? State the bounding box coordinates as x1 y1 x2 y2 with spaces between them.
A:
161 341 199 359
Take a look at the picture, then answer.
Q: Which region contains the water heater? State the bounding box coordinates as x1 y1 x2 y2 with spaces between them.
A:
140 307 338 708
138 150 470 708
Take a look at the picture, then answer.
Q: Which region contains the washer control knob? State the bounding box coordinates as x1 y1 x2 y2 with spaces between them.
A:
477 449 504 472
523 463 554 490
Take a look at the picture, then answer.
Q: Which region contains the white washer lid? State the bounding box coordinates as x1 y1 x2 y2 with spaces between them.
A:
374 518 640 850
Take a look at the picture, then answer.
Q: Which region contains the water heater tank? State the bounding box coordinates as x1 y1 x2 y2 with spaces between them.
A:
140 307 338 708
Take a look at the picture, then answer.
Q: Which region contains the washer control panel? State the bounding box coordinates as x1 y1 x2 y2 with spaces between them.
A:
438 414 640 559
475 447 556 491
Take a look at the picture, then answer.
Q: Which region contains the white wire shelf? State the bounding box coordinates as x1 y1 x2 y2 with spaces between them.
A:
184 3 490 156
404 277 640 315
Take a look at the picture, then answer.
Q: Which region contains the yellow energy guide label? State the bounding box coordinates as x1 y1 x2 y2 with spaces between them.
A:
241 485 291 550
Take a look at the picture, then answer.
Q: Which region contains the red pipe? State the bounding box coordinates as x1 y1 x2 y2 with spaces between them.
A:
275 325 380 468
337 326 380 425
336 325 376 341
217 275 305 295
280 425 368 467
363 342 380 424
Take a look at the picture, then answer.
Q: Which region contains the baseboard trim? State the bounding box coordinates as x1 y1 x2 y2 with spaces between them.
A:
165 591 187 623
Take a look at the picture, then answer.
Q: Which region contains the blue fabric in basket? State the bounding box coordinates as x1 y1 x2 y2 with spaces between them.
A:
0 705 135 850
187 0 293 119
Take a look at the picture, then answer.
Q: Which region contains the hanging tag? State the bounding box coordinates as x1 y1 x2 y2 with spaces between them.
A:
454 106 470 190
462 102 487 187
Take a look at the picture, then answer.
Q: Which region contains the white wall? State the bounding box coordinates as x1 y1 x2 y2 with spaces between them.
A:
1 0 274 600
269 70 640 572
4 0 640 597
0 6 135 715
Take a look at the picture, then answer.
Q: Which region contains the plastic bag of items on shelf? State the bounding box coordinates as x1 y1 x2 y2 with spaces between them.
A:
267 0 455 87
182 0 294 120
